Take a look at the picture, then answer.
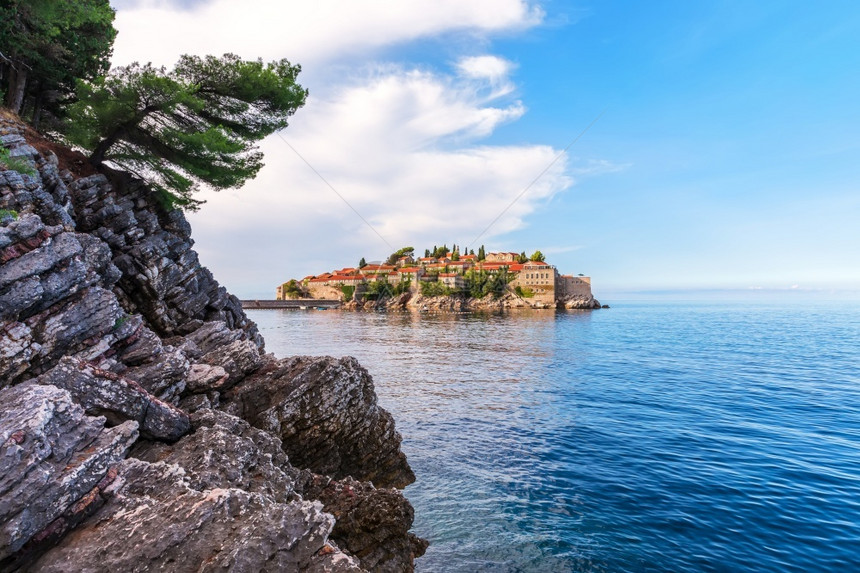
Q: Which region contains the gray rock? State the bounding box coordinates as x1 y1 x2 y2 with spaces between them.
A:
300 475 428 573
131 408 424 572
122 347 190 402
0 384 138 561
36 357 190 441
1 285 132 387
132 408 300 503
185 362 229 392
67 175 264 348
223 355 415 489
198 339 263 388
30 458 363 573
1 115 423 571
185 320 243 355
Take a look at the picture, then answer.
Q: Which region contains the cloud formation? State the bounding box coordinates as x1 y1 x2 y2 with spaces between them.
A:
110 1 579 297
188 59 573 295
112 0 543 67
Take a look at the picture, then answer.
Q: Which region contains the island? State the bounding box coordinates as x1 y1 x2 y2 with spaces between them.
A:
276 246 602 311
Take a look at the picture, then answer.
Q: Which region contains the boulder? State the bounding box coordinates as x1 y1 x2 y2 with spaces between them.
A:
29 458 363 573
0 384 138 563
133 408 425 572
223 355 415 489
36 357 190 441
301 475 429 573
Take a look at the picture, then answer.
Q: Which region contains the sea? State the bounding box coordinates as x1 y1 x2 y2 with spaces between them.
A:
247 300 860 572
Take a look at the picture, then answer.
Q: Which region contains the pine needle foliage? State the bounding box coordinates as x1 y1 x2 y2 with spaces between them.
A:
64 53 307 209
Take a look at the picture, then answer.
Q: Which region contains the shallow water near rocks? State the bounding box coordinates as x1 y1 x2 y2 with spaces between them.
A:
248 301 860 572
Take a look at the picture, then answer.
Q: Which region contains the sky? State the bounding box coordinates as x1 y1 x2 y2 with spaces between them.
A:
109 0 860 300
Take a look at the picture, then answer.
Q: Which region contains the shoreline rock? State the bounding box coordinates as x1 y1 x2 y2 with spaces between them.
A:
0 115 425 571
339 291 603 312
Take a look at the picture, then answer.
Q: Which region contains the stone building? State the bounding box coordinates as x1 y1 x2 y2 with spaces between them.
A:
485 252 520 262
438 273 465 291
510 261 558 304
558 275 592 298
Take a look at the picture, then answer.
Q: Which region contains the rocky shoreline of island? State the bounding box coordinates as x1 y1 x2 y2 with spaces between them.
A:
341 291 604 312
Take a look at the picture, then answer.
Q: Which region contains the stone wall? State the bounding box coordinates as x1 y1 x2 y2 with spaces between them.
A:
559 275 592 298
307 283 347 300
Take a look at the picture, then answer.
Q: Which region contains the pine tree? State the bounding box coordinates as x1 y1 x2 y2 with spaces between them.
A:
65 53 307 209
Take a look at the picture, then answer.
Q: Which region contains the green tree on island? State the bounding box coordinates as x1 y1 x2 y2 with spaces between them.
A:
0 0 116 126
281 279 305 299
358 257 367 268
530 250 546 262
385 246 414 265
64 53 307 209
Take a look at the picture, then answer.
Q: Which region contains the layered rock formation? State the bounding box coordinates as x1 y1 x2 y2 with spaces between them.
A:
0 115 425 571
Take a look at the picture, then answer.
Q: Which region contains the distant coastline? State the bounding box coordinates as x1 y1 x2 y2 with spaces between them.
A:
274 247 604 311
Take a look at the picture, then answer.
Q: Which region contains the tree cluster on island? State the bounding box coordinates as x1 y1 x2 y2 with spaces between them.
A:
1 1 306 210
358 245 545 268
282 245 560 302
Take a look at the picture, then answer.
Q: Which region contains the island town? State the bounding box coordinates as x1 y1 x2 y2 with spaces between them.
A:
273 246 600 309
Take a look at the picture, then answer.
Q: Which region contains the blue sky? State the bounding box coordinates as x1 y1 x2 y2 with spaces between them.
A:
110 1 860 299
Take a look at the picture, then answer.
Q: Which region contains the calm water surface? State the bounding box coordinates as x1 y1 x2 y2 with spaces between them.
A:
247 301 860 572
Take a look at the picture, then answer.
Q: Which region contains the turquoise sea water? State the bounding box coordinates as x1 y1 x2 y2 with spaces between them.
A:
247 301 860 572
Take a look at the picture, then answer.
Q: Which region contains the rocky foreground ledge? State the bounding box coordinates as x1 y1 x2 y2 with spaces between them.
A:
0 116 426 572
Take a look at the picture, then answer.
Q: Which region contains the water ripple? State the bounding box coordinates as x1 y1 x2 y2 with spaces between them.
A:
250 301 860 572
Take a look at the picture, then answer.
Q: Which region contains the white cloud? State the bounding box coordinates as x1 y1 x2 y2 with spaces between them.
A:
187 63 574 296
455 55 517 96
112 0 543 67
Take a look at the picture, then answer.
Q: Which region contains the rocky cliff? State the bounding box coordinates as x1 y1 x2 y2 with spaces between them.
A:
0 115 426 572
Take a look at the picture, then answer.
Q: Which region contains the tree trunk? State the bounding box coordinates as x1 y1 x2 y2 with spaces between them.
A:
31 88 44 129
90 128 124 166
5 67 27 114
